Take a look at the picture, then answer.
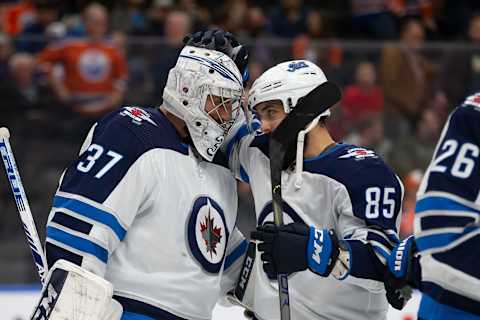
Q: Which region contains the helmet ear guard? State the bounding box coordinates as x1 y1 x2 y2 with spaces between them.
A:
162 46 244 161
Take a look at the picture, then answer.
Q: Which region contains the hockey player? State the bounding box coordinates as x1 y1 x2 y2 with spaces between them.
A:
29 45 250 320
385 93 480 319
222 60 406 320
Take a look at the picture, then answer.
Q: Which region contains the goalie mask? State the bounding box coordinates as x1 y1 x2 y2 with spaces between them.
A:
163 45 244 161
248 60 331 118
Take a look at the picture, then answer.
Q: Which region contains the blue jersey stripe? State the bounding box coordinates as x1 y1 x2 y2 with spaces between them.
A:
416 196 480 215
53 195 126 240
47 226 109 264
225 123 253 161
239 165 250 184
224 239 248 270
416 232 459 251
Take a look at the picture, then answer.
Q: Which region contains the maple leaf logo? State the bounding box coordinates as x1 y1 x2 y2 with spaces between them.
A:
200 208 222 258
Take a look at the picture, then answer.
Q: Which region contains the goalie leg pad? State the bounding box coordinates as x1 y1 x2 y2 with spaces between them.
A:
30 259 123 320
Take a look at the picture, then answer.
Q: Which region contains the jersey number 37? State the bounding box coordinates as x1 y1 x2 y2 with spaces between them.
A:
77 143 123 179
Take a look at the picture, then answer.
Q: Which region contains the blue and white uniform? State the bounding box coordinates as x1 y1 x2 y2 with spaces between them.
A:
45 106 246 320
414 94 480 319
227 127 404 320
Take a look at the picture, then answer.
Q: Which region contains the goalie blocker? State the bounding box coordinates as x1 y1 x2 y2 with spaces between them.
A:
31 260 123 320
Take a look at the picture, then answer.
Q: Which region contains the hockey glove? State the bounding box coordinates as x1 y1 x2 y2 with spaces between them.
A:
251 222 351 280
384 235 421 310
183 28 249 85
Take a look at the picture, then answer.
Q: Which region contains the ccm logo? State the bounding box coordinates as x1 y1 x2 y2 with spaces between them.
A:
239 256 253 289
311 229 324 264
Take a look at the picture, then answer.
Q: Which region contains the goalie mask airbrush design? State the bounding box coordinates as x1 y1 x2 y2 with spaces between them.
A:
163 46 244 161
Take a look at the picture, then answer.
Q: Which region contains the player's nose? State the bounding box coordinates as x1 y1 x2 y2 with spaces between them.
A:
261 120 272 134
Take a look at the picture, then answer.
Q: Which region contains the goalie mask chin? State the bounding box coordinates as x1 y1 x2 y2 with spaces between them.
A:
162 45 244 161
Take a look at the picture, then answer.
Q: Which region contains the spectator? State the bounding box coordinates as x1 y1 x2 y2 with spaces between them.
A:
152 10 191 99
380 18 436 137
342 61 384 128
442 14 480 107
131 0 173 36
344 115 392 159
37 2 128 119
0 33 12 81
350 0 398 39
388 107 442 177
306 9 325 39
16 0 62 53
111 0 148 34
0 0 36 36
269 0 309 38
1 53 38 112
0 52 55 130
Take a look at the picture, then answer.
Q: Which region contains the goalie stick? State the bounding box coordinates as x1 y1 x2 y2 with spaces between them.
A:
268 81 341 320
0 127 47 284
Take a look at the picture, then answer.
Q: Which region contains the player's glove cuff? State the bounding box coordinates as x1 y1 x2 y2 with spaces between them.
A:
307 227 351 280
384 235 421 310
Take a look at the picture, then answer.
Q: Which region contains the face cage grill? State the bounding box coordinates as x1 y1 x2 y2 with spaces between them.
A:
204 86 243 132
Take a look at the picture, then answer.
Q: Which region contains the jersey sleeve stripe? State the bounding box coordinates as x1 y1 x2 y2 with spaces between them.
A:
45 242 83 269
366 229 397 248
225 123 253 161
46 226 109 264
53 195 126 240
416 196 480 215
239 166 249 183
416 232 462 251
51 211 93 235
420 215 476 230
224 239 248 270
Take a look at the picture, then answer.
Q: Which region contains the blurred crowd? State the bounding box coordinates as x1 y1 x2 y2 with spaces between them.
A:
1 0 480 281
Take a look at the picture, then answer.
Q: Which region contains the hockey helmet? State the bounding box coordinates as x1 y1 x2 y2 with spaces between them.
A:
248 60 331 118
163 46 244 161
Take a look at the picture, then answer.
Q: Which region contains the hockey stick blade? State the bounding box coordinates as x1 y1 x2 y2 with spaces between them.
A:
271 81 341 147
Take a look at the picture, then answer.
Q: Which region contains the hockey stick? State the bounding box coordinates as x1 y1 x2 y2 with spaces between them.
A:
268 81 341 320
0 127 48 284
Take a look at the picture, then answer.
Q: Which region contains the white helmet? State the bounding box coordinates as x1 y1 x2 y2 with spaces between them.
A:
163 45 244 161
248 60 331 118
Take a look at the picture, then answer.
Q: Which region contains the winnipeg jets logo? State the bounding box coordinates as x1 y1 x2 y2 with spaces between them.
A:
120 107 158 126
188 197 229 273
200 208 222 258
339 147 377 160
286 61 308 72
465 93 480 110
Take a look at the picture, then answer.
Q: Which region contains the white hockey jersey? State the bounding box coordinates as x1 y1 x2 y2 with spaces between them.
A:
44 107 247 320
226 127 404 320
415 95 480 319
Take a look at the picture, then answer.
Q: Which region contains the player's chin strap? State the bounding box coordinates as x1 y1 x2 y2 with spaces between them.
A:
294 115 322 189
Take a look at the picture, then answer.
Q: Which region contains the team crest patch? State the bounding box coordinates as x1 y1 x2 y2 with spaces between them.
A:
120 107 158 126
187 197 229 273
339 147 377 160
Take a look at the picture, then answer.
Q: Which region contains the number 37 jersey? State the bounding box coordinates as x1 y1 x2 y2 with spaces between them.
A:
415 96 480 316
44 107 245 320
